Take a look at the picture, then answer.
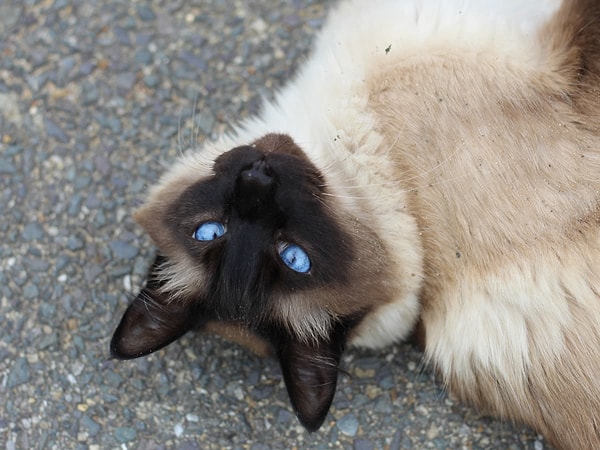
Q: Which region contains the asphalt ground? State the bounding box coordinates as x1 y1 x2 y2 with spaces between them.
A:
0 1 550 448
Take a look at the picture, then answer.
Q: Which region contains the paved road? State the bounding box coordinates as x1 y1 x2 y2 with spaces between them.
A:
0 0 549 448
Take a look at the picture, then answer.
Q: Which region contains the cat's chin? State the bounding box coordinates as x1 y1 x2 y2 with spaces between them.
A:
203 321 273 358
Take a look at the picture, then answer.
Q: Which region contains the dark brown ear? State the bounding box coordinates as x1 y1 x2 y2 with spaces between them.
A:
276 328 346 432
110 287 197 359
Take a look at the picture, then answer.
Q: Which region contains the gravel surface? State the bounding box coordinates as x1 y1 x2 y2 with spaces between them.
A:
1 1 551 449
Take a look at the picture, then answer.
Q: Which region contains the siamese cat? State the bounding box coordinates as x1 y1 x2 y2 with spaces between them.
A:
110 0 600 448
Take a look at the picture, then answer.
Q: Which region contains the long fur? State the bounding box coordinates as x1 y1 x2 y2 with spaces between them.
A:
123 1 600 448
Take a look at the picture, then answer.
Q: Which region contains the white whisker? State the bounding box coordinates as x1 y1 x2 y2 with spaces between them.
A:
177 103 186 158
192 91 200 151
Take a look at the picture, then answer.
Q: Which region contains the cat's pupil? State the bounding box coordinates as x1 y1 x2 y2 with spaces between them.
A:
193 221 226 241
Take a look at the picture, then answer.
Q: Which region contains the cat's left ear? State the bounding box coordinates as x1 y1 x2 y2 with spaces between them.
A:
275 327 346 432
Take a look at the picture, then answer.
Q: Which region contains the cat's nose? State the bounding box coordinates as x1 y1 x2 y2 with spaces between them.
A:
234 159 277 219
238 160 274 192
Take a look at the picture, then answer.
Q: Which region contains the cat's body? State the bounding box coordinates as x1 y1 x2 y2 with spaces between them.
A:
111 1 600 448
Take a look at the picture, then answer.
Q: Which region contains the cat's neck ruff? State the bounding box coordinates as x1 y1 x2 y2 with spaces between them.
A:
233 0 563 147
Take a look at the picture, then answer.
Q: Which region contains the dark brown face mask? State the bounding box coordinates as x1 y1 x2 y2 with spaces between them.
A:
110 135 363 431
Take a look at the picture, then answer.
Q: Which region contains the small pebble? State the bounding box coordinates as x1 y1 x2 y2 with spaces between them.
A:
23 283 39 300
114 427 137 443
354 439 375 450
185 414 199 422
44 117 69 143
80 415 102 437
7 357 30 388
137 5 156 22
337 413 359 437
22 223 44 241
174 423 184 437
110 240 139 260
0 158 16 174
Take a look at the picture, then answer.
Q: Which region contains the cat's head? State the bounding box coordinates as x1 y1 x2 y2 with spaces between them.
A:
110 133 401 430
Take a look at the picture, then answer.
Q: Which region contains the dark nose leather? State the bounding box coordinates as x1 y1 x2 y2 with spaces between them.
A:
238 160 274 193
234 159 276 219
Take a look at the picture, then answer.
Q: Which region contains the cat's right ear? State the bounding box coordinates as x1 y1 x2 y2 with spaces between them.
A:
110 287 195 360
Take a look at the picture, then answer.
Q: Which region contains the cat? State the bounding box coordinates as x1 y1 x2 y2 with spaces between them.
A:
110 0 600 448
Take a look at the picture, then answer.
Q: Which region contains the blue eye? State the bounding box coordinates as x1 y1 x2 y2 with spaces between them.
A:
193 221 226 241
278 243 311 273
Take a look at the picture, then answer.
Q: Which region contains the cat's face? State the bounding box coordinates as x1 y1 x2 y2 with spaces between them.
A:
111 133 395 430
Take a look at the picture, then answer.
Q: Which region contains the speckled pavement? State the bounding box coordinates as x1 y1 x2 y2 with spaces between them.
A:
1 1 550 448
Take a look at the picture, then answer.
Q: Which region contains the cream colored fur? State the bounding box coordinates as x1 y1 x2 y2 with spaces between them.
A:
140 0 600 448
